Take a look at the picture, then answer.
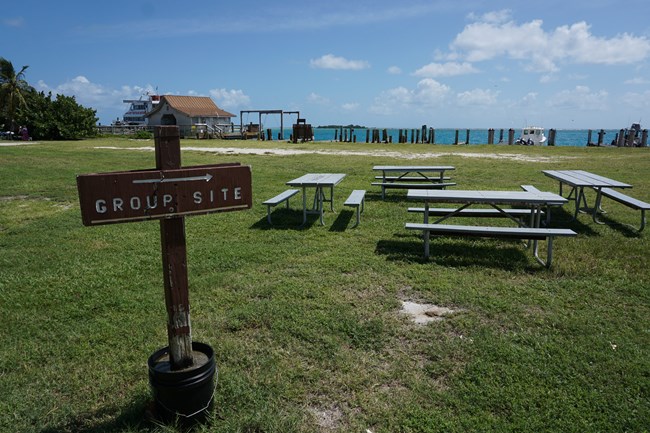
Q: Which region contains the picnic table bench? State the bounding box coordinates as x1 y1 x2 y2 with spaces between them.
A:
599 188 649 231
344 189 366 227
405 223 576 268
263 189 300 224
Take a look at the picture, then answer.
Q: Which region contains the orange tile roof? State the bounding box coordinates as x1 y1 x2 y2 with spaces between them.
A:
149 95 235 118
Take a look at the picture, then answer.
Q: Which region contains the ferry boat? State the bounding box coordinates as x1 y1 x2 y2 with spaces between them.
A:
516 126 547 145
115 92 160 125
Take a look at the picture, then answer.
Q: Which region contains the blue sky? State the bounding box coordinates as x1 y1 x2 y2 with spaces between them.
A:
3 0 650 129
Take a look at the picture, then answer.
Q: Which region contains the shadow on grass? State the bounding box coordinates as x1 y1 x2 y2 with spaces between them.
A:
249 208 317 230
591 213 644 237
376 233 540 271
39 397 156 433
329 209 354 232
545 208 600 236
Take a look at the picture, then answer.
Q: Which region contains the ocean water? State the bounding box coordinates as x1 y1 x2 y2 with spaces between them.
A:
268 127 634 147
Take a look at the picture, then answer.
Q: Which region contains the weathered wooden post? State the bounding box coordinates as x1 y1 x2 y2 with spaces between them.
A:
465 129 470 145
642 129 648 147
487 128 494 145
156 128 194 368
598 129 605 146
626 129 635 147
499 129 504 143
548 129 556 146
508 128 515 145
617 129 626 147
430 128 435 144
454 129 459 145
76 126 253 423
587 130 593 146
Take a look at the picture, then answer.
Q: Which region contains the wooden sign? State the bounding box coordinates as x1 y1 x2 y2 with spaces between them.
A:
77 126 252 369
77 163 252 226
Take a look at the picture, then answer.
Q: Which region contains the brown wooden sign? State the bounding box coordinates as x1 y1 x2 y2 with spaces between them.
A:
77 163 252 226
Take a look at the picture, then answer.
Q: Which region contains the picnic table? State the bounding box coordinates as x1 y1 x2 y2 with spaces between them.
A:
372 165 456 199
286 173 346 226
405 189 574 267
542 170 632 223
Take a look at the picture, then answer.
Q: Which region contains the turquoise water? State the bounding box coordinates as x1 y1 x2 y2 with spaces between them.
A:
268 127 630 147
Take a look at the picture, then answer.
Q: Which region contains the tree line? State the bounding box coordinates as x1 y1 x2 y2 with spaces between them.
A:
0 57 97 140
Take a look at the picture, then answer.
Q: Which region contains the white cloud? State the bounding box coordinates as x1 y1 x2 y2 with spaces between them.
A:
449 13 650 72
413 61 478 78
37 76 155 112
209 88 250 109
387 66 402 75
341 102 359 111
456 88 499 106
370 79 450 115
547 85 608 110
310 54 370 70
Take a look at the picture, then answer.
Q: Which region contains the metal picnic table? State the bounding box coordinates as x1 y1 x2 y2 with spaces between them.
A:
372 165 456 199
542 170 632 222
407 188 569 260
286 173 346 226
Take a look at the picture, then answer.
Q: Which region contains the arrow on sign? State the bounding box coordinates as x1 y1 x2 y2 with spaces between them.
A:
132 173 213 185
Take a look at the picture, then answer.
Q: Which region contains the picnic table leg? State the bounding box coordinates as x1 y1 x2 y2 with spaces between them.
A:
317 186 325 225
329 186 335 211
301 186 308 225
424 200 430 258
592 188 606 224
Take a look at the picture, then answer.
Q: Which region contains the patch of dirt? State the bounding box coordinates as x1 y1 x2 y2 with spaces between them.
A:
308 404 343 431
400 300 459 325
94 145 574 163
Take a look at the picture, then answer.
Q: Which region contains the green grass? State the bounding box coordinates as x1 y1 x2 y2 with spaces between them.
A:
1 137 649 432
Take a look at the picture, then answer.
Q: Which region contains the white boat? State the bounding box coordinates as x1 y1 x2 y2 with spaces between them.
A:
516 127 547 145
115 92 160 125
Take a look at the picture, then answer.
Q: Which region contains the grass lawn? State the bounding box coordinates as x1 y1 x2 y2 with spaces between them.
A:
1 136 648 432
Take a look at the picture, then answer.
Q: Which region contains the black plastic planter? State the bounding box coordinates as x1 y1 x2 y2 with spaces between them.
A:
148 342 217 424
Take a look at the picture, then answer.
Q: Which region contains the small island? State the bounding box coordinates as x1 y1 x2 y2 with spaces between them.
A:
316 124 366 129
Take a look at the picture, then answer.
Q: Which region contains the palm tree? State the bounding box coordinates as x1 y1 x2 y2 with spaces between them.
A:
0 57 30 133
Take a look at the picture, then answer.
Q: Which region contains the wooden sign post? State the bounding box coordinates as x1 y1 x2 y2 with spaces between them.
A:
156 127 193 368
77 126 252 369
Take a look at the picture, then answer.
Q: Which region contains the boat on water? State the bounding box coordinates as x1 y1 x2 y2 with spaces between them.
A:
515 126 547 145
114 92 160 125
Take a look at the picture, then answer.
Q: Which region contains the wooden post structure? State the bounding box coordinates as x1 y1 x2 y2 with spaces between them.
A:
155 127 194 369
465 129 470 145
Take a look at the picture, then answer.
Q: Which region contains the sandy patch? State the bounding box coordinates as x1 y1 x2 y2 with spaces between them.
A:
94 145 572 163
400 301 458 325
0 141 39 146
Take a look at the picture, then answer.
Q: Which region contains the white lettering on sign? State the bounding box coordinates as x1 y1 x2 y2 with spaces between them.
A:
93 187 245 216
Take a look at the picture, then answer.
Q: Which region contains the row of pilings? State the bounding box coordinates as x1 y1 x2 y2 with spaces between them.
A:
332 126 648 147
335 126 515 145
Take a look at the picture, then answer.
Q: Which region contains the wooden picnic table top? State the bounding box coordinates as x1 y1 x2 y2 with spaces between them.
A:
542 170 631 189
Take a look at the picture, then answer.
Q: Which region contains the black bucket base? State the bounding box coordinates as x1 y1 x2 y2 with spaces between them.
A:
148 342 217 425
